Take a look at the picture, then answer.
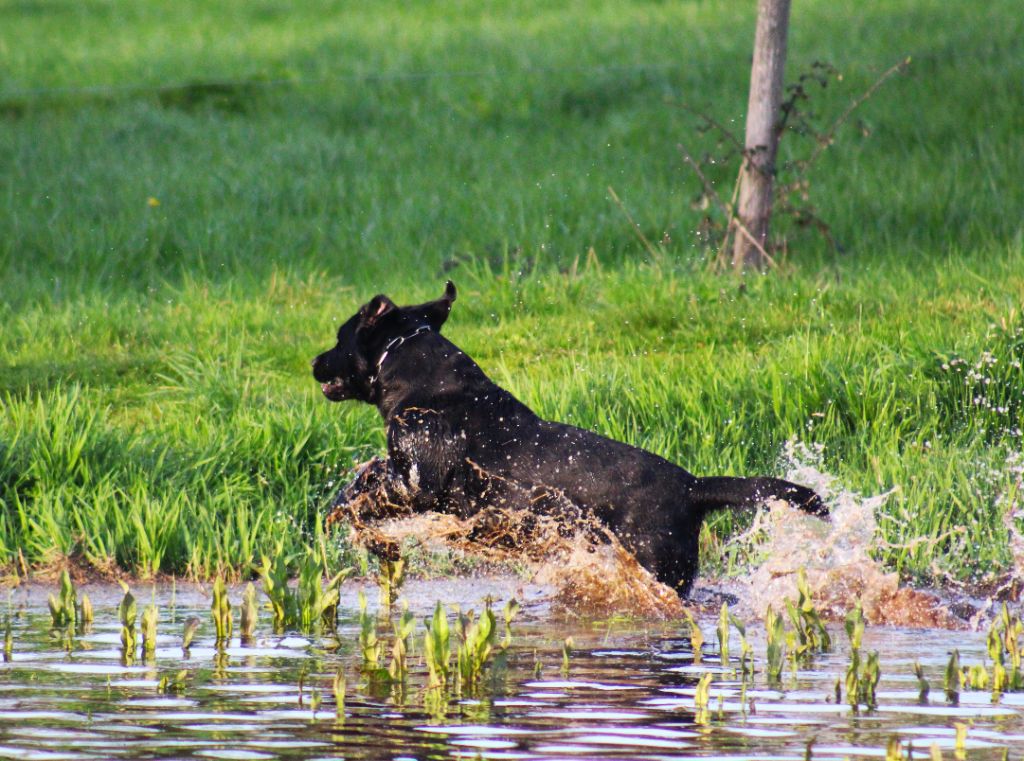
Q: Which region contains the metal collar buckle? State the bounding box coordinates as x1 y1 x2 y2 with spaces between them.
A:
371 325 432 385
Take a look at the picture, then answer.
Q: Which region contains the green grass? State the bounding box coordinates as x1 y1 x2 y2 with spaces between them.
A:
1 0 1022 586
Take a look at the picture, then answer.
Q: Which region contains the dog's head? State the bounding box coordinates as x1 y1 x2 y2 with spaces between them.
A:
312 281 457 402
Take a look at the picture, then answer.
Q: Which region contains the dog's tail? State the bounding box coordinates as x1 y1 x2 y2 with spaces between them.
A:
690 476 827 518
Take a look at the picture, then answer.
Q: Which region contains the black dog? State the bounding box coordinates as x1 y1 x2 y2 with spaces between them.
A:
312 282 826 596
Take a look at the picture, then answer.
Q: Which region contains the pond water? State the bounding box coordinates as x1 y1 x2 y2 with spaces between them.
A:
1 578 1022 760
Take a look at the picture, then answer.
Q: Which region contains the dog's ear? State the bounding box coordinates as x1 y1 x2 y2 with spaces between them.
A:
418 281 457 330
357 295 397 335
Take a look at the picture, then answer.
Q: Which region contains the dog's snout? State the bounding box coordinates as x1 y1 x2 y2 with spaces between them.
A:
311 352 331 382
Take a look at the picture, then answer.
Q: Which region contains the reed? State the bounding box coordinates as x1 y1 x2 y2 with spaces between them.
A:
357 590 383 673
259 553 296 633
844 603 879 710
682 609 705 665
693 672 713 725
913 660 929 704
378 559 406 614
423 601 451 688
501 598 520 649
297 552 352 634
240 582 258 642
2 617 11 663
47 570 77 629
333 668 346 721
990 603 1023 691
785 569 831 661
141 601 159 656
716 603 730 668
944 650 961 705
79 594 93 628
182 617 201 652
455 606 497 689
211 576 233 646
118 582 137 662
388 604 416 684
954 723 967 760
765 606 786 683
157 669 187 695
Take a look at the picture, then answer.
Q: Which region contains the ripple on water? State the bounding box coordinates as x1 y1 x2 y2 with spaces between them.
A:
529 708 652 721
449 738 520 749
416 725 534 736
877 703 1019 718
38 662 147 675
117 697 199 708
3 728 140 752
0 747 100 760
5 580 1024 761
560 732 694 749
203 683 297 693
0 711 90 723
522 680 640 691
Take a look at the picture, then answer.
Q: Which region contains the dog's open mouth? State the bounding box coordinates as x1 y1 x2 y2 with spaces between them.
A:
321 378 347 401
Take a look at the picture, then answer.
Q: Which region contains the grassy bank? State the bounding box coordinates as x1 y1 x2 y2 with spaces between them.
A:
1 0 1022 587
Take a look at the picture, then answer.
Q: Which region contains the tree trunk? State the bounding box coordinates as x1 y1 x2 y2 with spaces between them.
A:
732 0 792 271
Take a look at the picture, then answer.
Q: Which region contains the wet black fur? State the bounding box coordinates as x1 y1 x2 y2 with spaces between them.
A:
312 282 827 596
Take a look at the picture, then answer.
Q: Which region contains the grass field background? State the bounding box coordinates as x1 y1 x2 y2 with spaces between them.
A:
1 0 1022 586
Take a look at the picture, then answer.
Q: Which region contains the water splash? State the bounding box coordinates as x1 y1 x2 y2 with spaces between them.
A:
715 440 965 629
371 511 684 619
335 441 978 626
534 538 684 620
333 455 687 619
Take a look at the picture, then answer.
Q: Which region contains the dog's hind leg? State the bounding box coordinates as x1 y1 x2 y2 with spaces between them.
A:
690 476 827 517
666 537 700 598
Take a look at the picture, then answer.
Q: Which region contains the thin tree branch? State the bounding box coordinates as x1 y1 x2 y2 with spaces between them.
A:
806 57 910 168
676 142 775 270
607 186 661 260
673 102 747 155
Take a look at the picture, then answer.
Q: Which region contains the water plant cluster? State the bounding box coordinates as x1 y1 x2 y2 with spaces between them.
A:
682 579 1024 758
12 567 1024 758
843 603 880 710
29 563 526 716
686 569 834 700
257 545 352 634
943 604 1024 706
687 572 838 725
683 569 1024 748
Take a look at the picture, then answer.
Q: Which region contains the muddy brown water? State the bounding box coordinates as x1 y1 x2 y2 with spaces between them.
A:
2 578 1023 760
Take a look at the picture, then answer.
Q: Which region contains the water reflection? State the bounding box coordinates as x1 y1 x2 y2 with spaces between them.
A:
0 579 1020 760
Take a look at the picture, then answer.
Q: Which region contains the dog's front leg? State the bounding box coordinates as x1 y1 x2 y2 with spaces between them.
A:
387 407 466 514
323 455 416 561
330 456 387 506
325 455 413 527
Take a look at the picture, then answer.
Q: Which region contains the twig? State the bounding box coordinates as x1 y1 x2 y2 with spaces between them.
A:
607 186 661 260
676 141 737 268
676 142 732 218
806 57 910 168
673 102 747 155
676 142 775 270
777 202 840 252
717 166 744 268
